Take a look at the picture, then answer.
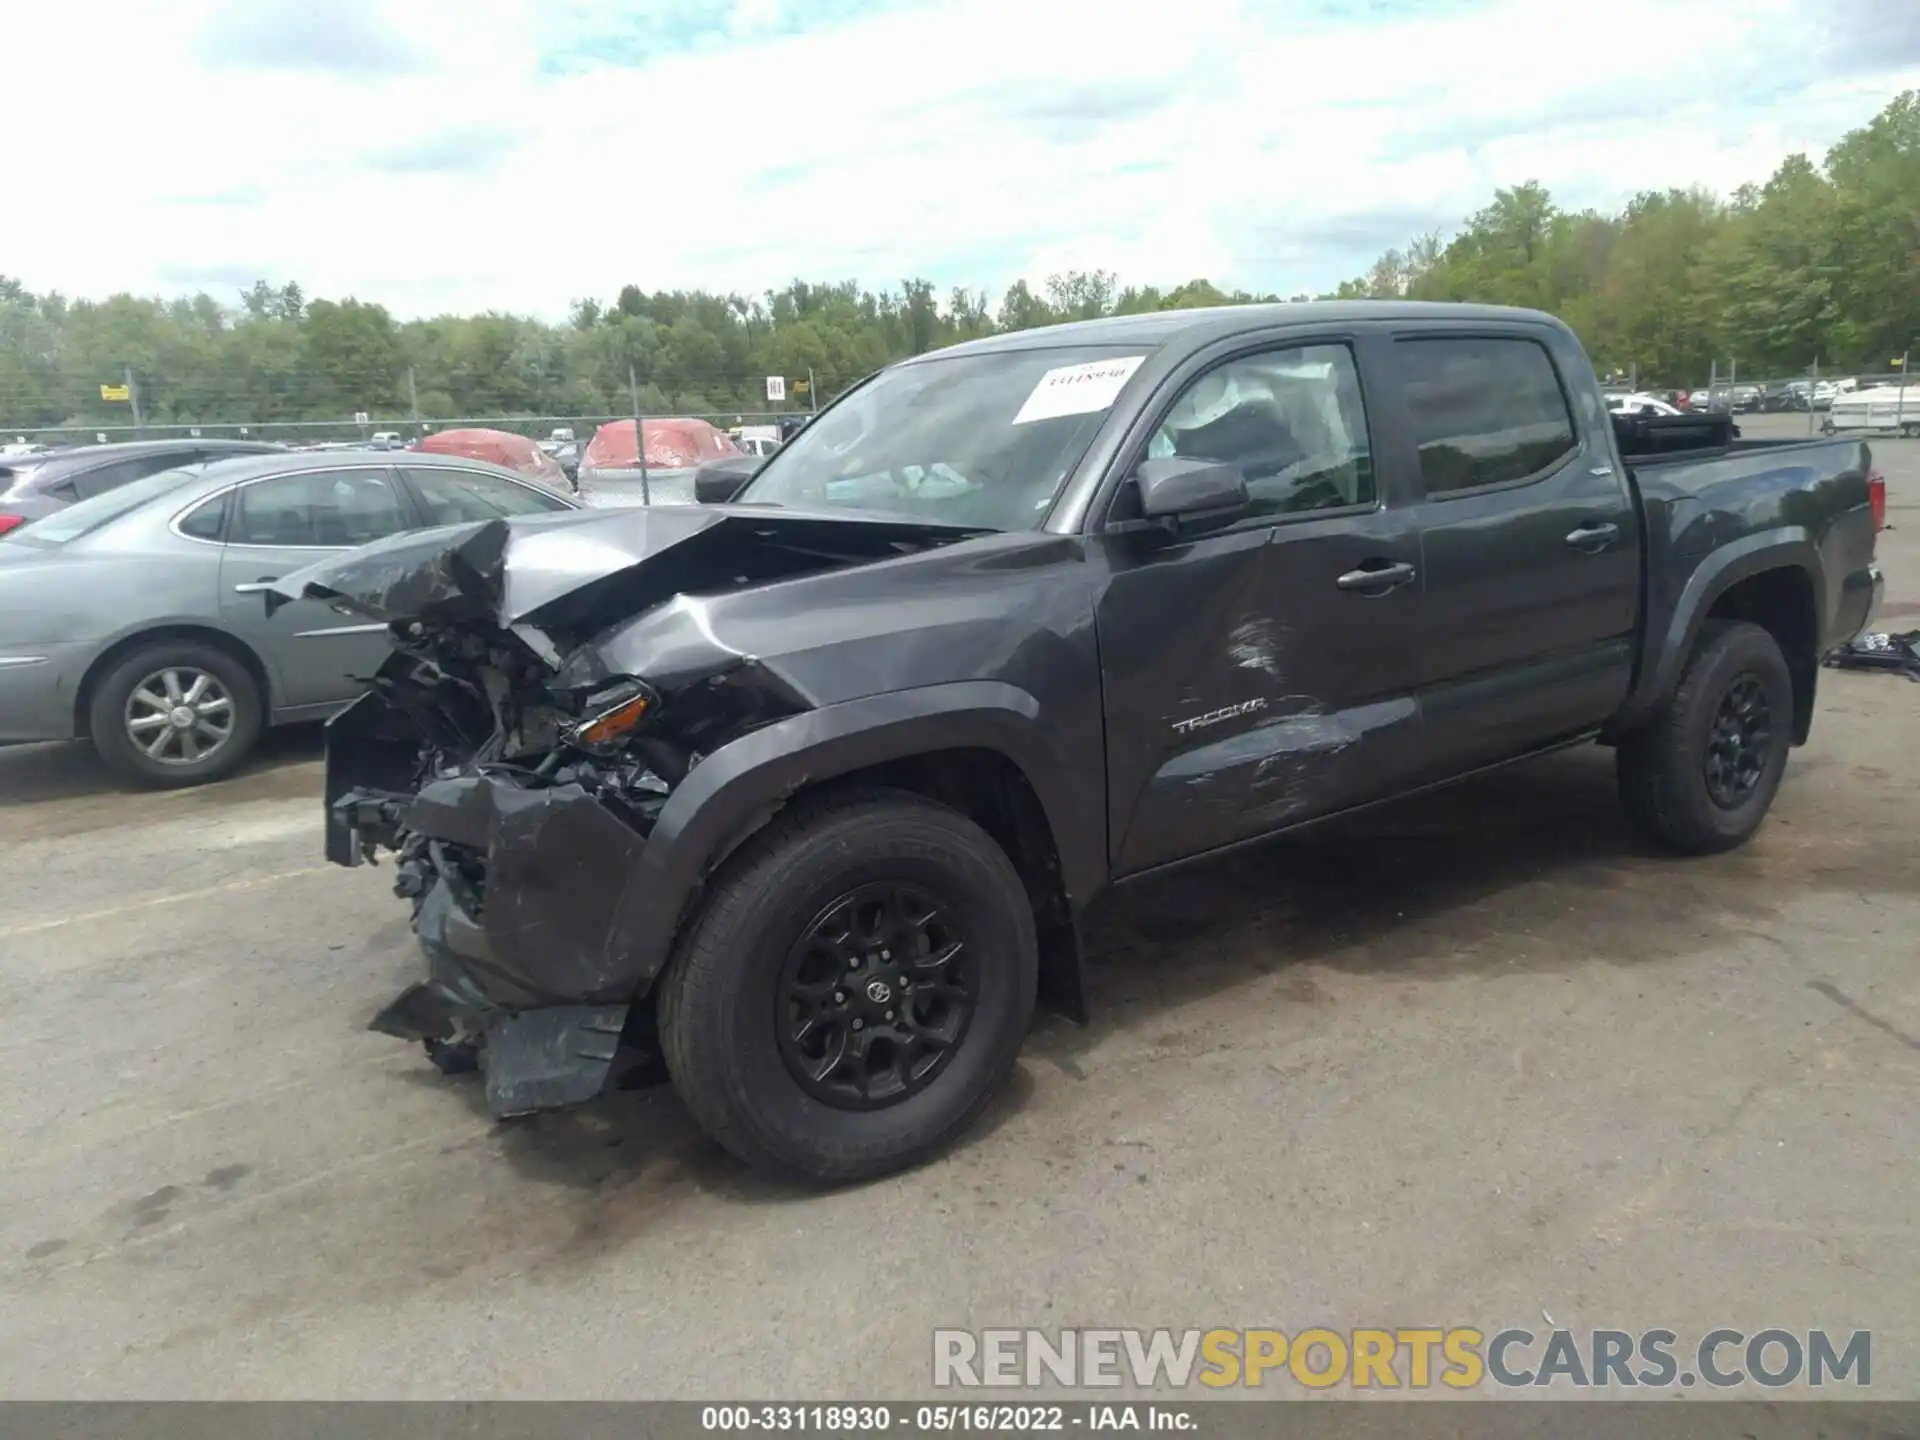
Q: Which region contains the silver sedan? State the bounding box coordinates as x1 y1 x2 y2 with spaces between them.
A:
0 450 580 786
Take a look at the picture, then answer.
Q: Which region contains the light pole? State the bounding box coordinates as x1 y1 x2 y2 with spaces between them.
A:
1896 344 1913 433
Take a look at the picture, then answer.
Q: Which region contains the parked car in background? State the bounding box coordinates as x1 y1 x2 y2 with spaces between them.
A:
1762 381 1813 412
369 431 404 450
576 417 742 503
730 424 784 459
547 439 581 483
415 427 574 493
0 451 580 786
0 438 285 534
1730 384 1763 412
1608 392 1685 417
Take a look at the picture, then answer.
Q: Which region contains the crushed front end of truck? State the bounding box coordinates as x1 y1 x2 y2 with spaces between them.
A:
281 506 982 1118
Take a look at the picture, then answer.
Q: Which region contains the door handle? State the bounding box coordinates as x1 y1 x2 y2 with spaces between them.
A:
1334 560 1417 595
232 579 278 594
1565 523 1620 553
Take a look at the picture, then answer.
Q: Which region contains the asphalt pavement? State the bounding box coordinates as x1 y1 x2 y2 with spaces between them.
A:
0 420 1913 1399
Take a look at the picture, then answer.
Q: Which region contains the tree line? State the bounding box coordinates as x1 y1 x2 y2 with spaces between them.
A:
2 90 1914 434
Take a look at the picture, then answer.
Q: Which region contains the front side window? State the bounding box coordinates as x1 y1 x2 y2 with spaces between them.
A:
1395 336 1578 494
232 468 406 547
406 467 569 526
1147 343 1375 519
735 345 1148 530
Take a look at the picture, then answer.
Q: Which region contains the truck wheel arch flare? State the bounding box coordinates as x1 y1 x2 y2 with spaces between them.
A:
611 680 1102 992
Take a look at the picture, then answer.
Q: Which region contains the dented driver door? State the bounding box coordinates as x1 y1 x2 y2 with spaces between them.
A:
1095 332 1429 876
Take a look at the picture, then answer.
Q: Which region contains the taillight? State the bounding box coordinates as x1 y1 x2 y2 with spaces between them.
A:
1868 469 1886 531
0 514 23 535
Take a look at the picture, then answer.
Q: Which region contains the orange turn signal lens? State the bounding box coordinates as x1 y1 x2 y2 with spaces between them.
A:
571 691 653 749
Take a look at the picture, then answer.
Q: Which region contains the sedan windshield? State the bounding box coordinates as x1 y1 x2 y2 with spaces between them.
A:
2 467 201 546
737 345 1151 529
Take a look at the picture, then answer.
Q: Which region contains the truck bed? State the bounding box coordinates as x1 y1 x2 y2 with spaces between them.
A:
1609 422 1881 737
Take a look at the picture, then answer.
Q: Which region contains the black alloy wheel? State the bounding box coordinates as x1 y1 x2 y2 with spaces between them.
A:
657 788 1038 1182
777 881 975 1109
1702 672 1772 809
1615 619 1793 855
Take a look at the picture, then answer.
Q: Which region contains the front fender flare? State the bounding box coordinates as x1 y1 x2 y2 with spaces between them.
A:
611 680 1103 992
1614 529 1822 734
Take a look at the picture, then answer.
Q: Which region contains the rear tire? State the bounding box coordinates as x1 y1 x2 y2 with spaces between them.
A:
658 788 1037 1183
1616 620 1792 855
89 640 265 789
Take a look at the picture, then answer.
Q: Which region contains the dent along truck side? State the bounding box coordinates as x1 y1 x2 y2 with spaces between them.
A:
287 302 1885 1181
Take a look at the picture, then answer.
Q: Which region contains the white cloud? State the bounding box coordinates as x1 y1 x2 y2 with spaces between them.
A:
8 0 1919 317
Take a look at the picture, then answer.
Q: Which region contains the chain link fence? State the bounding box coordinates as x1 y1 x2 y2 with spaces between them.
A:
1601 360 1918 438
11 366 1913 456
2 409 821 452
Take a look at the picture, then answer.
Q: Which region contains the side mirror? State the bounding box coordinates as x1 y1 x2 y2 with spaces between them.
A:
694 455 761 504
1134 455 1249 520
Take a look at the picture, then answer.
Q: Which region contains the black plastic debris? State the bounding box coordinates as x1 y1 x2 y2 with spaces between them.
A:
1824 630 1920 681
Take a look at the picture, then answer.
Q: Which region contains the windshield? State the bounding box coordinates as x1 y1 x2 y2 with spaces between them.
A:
737 344 1150 529
3 466 202 546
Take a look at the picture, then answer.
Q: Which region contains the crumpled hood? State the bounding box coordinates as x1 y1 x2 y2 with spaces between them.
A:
267 504 988 639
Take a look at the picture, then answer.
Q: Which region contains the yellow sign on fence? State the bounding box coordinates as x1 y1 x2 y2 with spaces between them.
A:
99 383 130 402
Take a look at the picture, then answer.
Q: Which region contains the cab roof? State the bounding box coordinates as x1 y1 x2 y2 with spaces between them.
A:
909 301 1565 363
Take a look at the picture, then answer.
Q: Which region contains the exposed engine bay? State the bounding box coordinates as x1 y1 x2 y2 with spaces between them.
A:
274 504 987 1116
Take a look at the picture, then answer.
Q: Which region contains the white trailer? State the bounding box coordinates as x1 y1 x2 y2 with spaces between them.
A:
1824 384 1920 437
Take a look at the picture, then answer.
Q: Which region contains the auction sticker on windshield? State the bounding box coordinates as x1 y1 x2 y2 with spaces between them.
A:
1013 356 1147 425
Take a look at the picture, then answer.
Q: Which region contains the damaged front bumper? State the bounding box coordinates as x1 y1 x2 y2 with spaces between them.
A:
287 507 987 1120
367 978 628 1118
331 703 659 1118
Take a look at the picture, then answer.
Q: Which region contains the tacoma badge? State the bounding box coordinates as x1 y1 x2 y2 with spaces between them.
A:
1171 698 1268 735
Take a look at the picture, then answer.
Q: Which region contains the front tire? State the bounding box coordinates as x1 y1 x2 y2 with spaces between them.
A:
658 788 1037 1183
89 640 265 788
1616 620 1792 855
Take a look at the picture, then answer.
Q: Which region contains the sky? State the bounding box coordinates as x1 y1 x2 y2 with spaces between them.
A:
10 0 1920 319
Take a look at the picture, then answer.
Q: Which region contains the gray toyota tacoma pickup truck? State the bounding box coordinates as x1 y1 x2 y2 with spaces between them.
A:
282 302 1886 1182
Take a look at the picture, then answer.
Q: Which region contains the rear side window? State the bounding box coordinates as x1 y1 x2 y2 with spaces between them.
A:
178 494 227 540
1395 337 1578 494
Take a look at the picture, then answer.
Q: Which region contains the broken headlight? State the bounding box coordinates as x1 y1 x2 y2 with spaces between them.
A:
564 678 661 755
